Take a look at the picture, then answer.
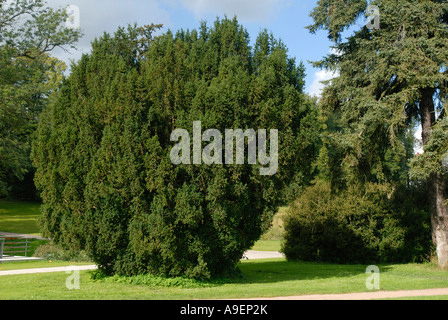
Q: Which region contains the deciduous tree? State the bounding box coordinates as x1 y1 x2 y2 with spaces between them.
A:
0 0 81 198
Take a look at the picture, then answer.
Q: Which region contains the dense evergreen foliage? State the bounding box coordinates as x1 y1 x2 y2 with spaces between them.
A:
281 0 448 268
282 0 448 266
282 181 432 264
32 19 319 278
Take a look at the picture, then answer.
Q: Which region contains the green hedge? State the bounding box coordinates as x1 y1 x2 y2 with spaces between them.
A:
282 181 433 264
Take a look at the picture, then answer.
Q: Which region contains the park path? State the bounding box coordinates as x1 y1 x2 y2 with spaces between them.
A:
244 288 448 300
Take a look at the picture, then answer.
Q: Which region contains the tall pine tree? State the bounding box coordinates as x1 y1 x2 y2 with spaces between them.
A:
308 0 448 268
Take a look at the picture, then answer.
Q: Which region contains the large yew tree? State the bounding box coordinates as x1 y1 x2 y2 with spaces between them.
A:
309 0 448 268
33 19 319 278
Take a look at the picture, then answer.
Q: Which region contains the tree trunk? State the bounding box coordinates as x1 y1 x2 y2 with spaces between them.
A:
420 88 448 269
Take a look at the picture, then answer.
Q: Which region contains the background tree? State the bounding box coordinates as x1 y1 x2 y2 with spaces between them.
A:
0 0 81 198
307 0 448 268
32 18 319 278
282 180 432 264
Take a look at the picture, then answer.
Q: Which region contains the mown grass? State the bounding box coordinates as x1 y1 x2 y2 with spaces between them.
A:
1 200 447 300
0 260 93 271
1 258 448 300
251 240 281 252
0 200 42 235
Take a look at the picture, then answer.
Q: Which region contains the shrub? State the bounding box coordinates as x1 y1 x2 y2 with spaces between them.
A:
32 19 319 278
33 241 92 262
282 181 432 264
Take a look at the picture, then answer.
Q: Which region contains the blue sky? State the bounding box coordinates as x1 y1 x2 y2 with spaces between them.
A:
47 0 338 97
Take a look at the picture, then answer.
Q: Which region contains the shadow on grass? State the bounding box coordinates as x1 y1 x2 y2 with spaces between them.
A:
95 258 371 289
237 258 370 284
98 258 408 290
237 258 448 288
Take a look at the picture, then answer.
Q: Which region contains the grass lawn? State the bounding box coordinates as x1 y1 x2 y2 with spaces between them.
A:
0 200 42 235
0 260 93 271
1 200 447 300
1 258 448 300
251 240 281 252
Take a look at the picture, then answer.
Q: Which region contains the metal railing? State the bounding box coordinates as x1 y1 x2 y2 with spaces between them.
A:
0 237 30 259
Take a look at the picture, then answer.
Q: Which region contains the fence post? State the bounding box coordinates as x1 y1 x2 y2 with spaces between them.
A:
0 238 4 259
25 238 28 257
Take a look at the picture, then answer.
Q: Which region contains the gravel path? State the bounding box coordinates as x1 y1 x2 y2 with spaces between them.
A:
243 250 284 260
245 288 448 300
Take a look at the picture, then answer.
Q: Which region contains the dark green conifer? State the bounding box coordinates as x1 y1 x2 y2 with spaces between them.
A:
33 18 319 278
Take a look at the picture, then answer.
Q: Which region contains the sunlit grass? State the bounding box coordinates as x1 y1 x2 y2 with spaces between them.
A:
1 258 448 300
0 260 93 271
0 200 42 235
1 201 447 300
251 240 281 252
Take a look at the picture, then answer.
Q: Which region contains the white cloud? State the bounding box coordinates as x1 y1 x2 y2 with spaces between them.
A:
307 69 337 98
177 0 289 23
307 48 341 98
47 0 172 67
51 0 172 45
414 125 423 154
